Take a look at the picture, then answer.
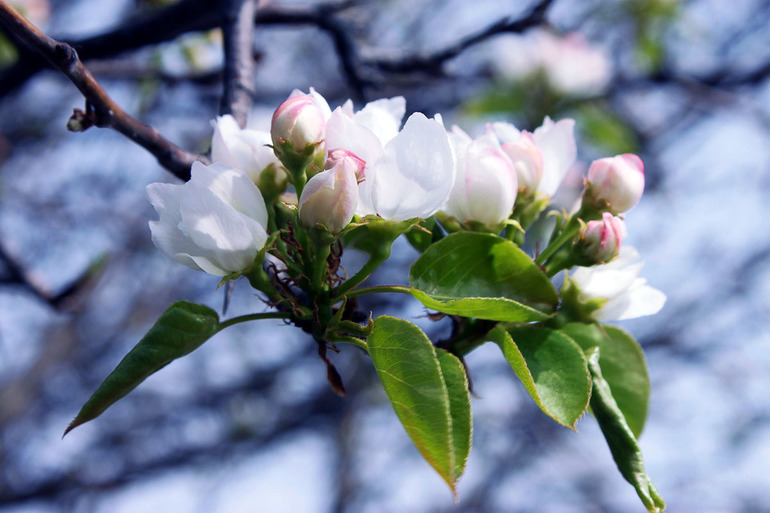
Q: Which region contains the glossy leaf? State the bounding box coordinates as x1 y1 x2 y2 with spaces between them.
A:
410 232 558 316
490 325 591 429
561 323 650 437
367 316 471 495
587 349 665 512
65 301 219 435
410 289 549 323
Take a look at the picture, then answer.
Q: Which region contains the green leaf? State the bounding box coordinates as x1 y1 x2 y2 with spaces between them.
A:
65 301 219 435
409 289 549 322
462 84 530 117
436 350 472 483
490 325 591 429
561 323 650 437
576 103 639 155
367 316 471 495
587 349 665 513
410 232 558 320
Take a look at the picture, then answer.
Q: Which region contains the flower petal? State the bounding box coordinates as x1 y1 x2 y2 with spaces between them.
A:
353 96 406 144
179 180 261 274
533 117 576 196
371 113 455 220
146 183 204 271
597 279 667 320
325 108 384 216
190 162 268 229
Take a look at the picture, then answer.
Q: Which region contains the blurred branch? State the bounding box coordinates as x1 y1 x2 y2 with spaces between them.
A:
363 0 555 76
257 3 369 102
0 0 220 96
0 239 103 310
219 0 256 126
0 358 344 506
0 1 206 180
0 0 364 97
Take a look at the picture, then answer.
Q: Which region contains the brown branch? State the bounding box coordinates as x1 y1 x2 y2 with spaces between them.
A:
0 0 220 97
219 0 256 126
0 0 361 97
0 1 206 180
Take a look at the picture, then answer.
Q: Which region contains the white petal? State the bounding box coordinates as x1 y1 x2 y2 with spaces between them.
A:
146 183 204 271
308 87 333 120
325 108 384 216
211 115 240 165
179 181 260 274
353 96 406 144
371 113 455 220
572 261 643 299
491 121 522 143
190 162 268 228
325 108 385 165
533 117 576 196
597 279 666 320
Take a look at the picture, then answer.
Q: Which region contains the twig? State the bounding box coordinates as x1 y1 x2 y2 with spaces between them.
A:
0 0 219 97
0 1 205 180
219 0 256 126
257 3 369 102
364 0 555 75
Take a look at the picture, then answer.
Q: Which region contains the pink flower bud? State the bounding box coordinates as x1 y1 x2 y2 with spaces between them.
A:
500 131 543 196
579 212 626 263
445 130 517 228
298 149 363 234
326 148 366 182
271 93 328 152
586 153 645 213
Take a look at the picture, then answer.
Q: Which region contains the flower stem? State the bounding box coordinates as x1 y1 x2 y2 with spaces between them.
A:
334 244 393 298
218 311 293 331
343 285 413 299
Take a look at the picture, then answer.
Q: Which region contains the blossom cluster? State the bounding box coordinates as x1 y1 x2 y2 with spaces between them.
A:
147 89 664 321
492 29 612 97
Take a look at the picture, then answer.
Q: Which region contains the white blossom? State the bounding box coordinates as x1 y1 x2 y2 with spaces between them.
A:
211 114 286 186
147 162 268 276
325 104 454 221
444 127 517 227
570 246 666 320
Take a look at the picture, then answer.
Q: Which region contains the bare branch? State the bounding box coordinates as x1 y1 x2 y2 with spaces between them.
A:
219 0 256 126
0 0 220 97
257 3 370 101
364 0 555 75
0 1 206 180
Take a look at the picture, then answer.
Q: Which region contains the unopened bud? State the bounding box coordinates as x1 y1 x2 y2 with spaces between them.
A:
577 212 626 263
298 149 363 234
585 153 645 214
500 131 543 197
271 93 328 152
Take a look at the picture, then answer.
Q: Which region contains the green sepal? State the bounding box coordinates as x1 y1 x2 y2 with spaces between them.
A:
557 275 608 324
255 163 290 205
587 348 665 513
405 216 445 253
344 216 419 255
64 301 220 436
